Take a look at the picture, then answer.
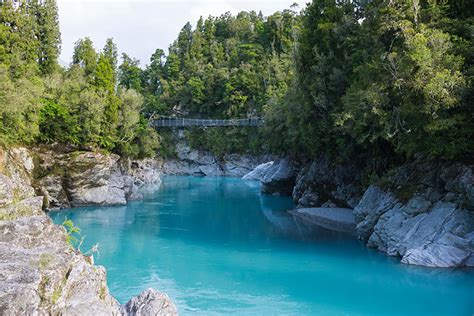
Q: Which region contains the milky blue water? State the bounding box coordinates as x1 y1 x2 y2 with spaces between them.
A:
50 176 474 315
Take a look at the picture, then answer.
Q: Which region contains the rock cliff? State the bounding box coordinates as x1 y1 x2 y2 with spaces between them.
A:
248 156 474 268
354 162 474 268
162 142 269 177
33 147 161 209
0 146 177 315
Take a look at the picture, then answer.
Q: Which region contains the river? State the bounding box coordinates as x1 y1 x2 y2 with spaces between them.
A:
50 176 474 315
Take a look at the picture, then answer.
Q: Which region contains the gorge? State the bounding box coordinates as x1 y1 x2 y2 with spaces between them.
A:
1 0 473 314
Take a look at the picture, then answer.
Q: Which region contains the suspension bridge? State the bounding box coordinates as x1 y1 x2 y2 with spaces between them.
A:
151 117 264 128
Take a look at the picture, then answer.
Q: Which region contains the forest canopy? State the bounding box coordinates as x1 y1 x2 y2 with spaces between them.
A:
0 0 472 163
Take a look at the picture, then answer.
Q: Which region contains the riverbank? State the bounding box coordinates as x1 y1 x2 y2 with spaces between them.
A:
0 146 177 315
1 142 473 315
31 141 474 268
246 157 474 268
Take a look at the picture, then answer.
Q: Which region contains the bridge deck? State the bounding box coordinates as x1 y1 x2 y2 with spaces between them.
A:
152 118 264 127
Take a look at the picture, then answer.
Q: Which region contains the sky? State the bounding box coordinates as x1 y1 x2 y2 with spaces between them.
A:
57 0 308 67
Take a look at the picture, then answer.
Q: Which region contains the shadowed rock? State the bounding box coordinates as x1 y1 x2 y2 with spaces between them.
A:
289 207 356 234
261 159 296 195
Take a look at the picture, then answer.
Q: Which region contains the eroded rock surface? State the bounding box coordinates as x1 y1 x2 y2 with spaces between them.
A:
0 215 122 315
162 142 267 177
292 157 362 208
289 207 355 234
34 149 150 209
261 158 296 195
123 288 177 316
0 146 177 314
353 161 474 268
242 161 273 181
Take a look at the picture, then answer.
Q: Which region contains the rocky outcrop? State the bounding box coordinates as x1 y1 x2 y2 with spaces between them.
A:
0 146 177 314
0 214 122 315
285 155 474 267
289 207 356 234
34 149 152 209
0 212 177 315
260 159 296 195
242 161 273 181
292 157 362 208
125 159 162 187
353 161 474 268
65 152 129 207
162 142 267 177
163 143 220 176
122 288 177 316
0 147 36 207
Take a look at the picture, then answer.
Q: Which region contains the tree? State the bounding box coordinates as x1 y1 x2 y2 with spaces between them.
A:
118 53 142 91
72 37 97 76
103 38 118 81
33 0 61 75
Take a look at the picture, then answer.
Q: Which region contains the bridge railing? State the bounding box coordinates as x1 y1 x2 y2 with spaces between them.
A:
151 118 264 128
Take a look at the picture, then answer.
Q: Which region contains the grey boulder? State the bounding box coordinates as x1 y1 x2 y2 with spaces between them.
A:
261 159 296 195
123 288 177 316
242 161 274 181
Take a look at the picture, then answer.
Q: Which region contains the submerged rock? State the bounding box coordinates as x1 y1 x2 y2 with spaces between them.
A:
289 207 356 234
261 159 296 195
123 288 177 316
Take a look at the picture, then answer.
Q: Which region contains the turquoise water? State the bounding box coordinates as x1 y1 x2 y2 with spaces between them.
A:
50 176 474 315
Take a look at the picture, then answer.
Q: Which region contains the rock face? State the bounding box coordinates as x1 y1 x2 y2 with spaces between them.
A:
0 215 122 315
353 161 474 268
292 157 362 208
34 148 153 209
122 288 177 316
289 207 356 234
260 158 296 195
66 152 129 207
162 142 267 177
125 159 162 187
242 161 274 181
0 146 177 315
287 156 474 267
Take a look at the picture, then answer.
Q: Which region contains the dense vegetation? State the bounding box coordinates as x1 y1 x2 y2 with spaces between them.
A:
1 0 472 164
0 0 159 158
118 8 299 156
266 0 473 165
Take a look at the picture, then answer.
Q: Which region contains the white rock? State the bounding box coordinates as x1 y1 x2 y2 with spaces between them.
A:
242 161 274 181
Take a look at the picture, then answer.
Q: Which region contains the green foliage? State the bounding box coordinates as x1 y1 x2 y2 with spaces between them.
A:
0 2 159 159
34 0 61 75
131 9 298 155
62 219 82 248
38 99 74 143
185 127 265 158
265 0 474 162
72 37 97 76
118 53 143 92
1 0 472 165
